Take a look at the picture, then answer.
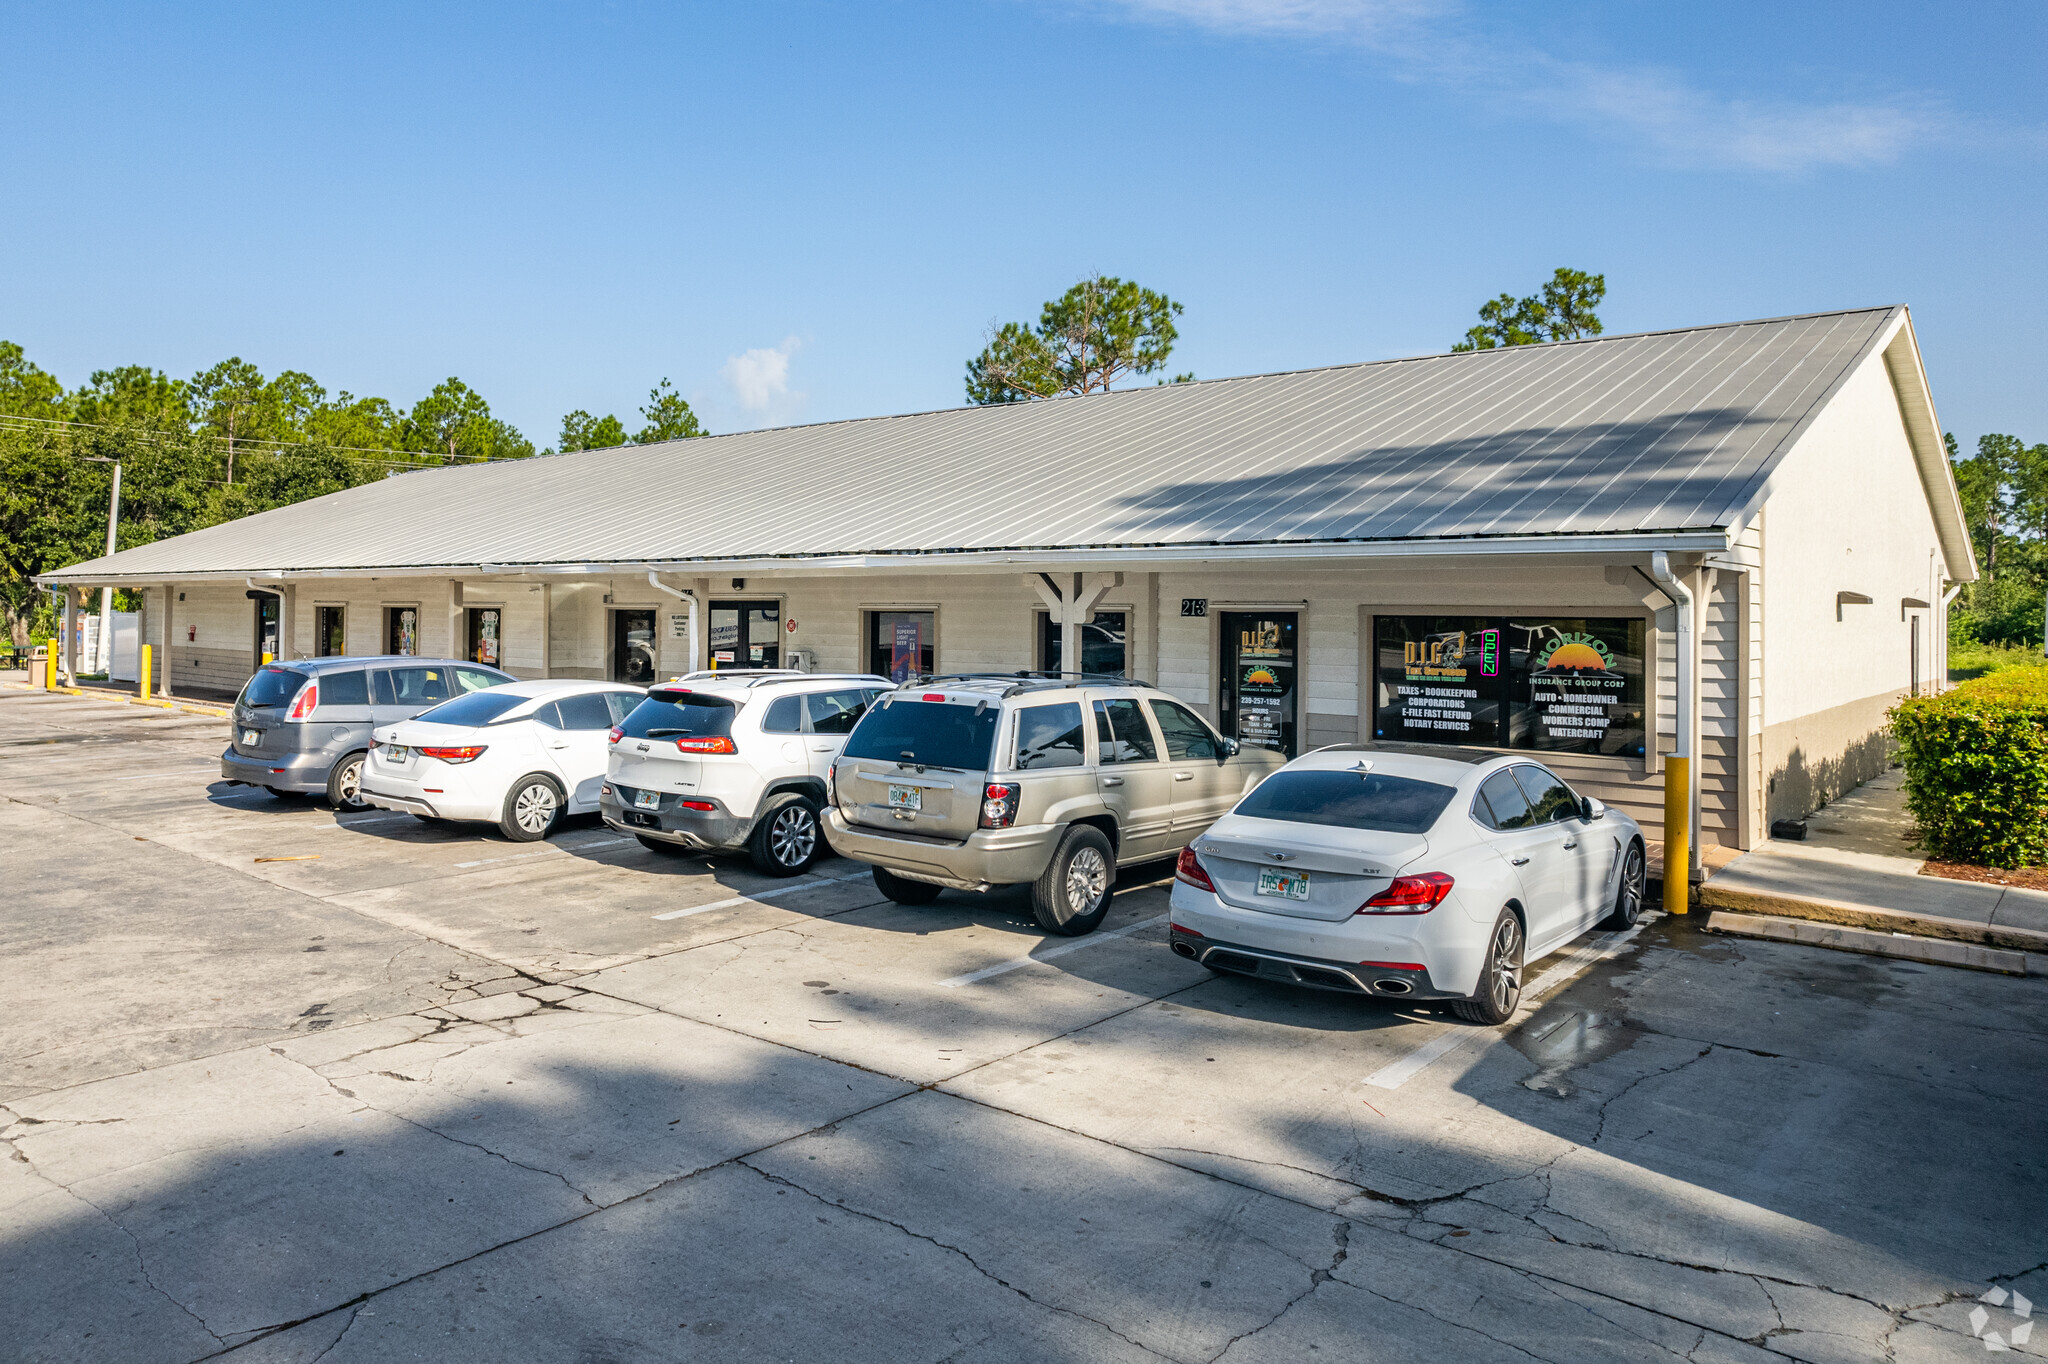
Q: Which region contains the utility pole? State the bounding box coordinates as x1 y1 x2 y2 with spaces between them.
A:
83 457 121 674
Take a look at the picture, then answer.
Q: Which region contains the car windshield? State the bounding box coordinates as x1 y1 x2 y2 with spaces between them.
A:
619 691 737 740
241 666 309 709
843 699 999 771
1233 770 1457 834
412 691 525 727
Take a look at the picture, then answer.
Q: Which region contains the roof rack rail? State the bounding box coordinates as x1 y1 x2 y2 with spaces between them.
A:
901 671 1161 698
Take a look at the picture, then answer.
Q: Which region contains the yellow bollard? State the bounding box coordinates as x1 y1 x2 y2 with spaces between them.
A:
1662 755 1690 914
140 643 153 701
261 652 273 666
44 650 56 690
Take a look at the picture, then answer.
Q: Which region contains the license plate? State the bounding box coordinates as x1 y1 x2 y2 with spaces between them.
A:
886 785 922 811
383 745 409 763
1257 868 1311 900
241 729 259 746
634 789 662 810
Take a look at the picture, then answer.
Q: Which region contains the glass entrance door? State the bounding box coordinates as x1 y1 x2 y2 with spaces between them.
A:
707 600 783 670
1219 611 1298 758
253 594 280 662
613 609 656 684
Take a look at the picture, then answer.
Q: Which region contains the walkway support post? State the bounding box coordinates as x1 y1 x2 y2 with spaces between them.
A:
1651 551 1694 915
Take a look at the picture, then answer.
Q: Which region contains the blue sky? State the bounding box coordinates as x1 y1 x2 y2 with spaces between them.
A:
3 1 2042 451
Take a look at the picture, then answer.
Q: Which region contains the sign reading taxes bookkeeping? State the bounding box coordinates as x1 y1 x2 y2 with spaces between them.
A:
1371 615 1646 758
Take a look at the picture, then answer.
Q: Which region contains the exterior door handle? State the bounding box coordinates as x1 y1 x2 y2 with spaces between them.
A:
810 744 834 752
1511 856 1531 866
1174 772 1194 782
1562 840 1579 850
1101 776 1124 787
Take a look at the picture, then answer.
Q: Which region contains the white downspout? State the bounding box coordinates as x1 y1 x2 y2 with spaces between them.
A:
1650 551 1694 914
647 572 696 680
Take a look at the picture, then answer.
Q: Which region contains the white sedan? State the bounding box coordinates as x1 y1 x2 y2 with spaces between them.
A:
1169 744 1646 1024
361 680 644 840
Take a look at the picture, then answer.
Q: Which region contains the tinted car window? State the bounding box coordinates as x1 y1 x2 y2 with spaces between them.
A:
414 691 524 727
1014 702 1086 770
1235 770 1456 835
1148 699 1218 761
530 700 565 730
805 689 872 735
620 691 737 740
373 670 397 706
843 699 998 771
389 667 453 705
557 691 616 731
1513 766 1580 824
761 695 803 733
317 669 368 707
1476 769 1535 830
1093 699 1158 764
456 666 507 693
241 666 309 708
604 691 640 725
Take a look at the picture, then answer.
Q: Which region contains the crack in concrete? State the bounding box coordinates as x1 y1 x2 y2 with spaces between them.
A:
743 1162 1173 1360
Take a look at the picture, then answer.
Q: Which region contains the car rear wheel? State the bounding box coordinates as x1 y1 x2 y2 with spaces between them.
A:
1452 909 1524 1025
325 752 367 811
873 866 943 905
1031 825 1114 936
500 775 563 842
1597 841 1646 930
749 796 822 877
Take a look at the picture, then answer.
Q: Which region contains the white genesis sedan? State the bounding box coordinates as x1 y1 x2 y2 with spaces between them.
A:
1169 743 1646 1024
361 679 645 841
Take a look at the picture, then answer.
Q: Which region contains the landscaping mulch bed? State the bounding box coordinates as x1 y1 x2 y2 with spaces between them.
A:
1920 860 2048 892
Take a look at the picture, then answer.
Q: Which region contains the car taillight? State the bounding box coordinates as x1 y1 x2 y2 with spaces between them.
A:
825 762 838 807
676 736 738 754
1175 845 1216 892
419 745 488 764
680 800 716 812
607 725 623 744
1170 922 1205 938
922 693 946 702
979 783 1019 829
1359 872 1454 915
285 680 319 721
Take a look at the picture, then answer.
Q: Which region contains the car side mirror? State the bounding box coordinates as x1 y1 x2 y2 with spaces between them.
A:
1218 738 1239 758
1581 796 1606 821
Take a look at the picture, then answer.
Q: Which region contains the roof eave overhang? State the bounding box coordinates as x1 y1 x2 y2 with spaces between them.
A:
36 529 1732 588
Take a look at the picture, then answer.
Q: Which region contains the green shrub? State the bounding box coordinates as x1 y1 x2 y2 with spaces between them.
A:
1892 669 2048 867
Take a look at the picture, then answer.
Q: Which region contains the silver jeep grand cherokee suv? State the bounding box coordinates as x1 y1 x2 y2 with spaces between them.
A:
823 675 1286 935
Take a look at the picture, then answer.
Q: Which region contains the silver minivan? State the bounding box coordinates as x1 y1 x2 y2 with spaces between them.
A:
221 656 513 808
823 675 1285 935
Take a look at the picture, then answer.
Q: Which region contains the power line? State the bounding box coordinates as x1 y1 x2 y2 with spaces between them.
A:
0 411 459 469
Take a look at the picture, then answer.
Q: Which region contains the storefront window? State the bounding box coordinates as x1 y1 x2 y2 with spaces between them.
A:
467 607 501 667
870 611 934 683
386 606 418 657
1371 615 1646 758
1038 610 1128 676
316 606 345 657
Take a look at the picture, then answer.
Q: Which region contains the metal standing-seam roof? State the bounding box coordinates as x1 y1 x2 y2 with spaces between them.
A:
42 305 1956 583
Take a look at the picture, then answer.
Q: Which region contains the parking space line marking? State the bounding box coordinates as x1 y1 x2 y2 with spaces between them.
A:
651 869 872 921
1363 916 1657 1091
115 766 219 780
937 914 1171 989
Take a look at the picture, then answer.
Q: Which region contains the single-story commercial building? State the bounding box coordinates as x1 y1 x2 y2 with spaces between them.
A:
41 305 1974 872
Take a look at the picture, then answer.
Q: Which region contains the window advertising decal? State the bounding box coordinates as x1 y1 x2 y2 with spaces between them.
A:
1372 617 1500 745
470 609 501 667
1372 615 1644 758
890 618 923 683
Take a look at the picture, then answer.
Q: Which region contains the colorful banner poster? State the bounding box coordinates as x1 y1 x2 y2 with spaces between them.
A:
890 618 923 683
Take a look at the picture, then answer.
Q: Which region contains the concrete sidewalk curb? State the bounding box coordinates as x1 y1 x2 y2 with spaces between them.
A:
3 679 232 719
1705 910 2035 976
1699 881 2048 955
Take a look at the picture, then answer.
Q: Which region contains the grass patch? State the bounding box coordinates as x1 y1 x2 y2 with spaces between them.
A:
1948 641 2048 682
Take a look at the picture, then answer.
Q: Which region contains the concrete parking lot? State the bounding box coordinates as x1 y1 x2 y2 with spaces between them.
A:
4 685 2045 1363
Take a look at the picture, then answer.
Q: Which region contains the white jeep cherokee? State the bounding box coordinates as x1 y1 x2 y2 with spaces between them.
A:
600 670 891 875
